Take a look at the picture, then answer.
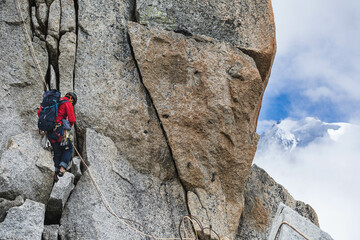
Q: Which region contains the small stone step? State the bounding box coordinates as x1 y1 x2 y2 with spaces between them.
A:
46 172 75 224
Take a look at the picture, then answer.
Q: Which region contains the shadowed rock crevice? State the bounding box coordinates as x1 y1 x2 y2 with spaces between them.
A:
128 0 137 22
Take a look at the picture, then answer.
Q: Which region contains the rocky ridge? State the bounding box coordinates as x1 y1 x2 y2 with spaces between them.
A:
0 0 329 239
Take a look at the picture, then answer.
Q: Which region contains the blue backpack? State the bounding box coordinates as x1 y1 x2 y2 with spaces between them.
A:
38 90 68 132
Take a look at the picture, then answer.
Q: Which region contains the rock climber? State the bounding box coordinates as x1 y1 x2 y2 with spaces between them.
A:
37 92 77 182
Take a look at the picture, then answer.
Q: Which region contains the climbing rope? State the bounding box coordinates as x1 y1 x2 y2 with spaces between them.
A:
14 0 48 91
273 221 311 240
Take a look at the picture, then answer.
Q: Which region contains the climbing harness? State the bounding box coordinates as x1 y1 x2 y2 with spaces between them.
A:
273 221 311 240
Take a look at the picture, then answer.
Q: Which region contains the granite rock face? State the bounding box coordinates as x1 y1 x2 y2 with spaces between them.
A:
129 22 264 239
0 0 47 155
0 199 45 240
135 0 276 81
60 128 188 239
60 0 76 33
0 131 53 204
47 0 61 39
237 164 319 239
59 31 76 93
268 203 333 240
74 0 175 180
136 0 276 130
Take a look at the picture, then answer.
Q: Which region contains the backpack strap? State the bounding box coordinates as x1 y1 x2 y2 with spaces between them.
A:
59 99 69 105
55 99 70 118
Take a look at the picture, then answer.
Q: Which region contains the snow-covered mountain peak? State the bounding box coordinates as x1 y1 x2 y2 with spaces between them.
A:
258 117 345 151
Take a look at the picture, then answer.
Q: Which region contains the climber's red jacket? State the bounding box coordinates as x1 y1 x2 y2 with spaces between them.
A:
37 96 75 142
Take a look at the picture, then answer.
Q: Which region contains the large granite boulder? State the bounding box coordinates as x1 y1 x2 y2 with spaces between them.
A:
60 128 188 239
0 131 53 204
0 199 46 240
128 22 266 239
237 164 319 239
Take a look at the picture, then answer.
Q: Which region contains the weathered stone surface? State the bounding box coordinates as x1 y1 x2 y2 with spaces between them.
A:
0 131 53 203
31 6 44 39
237 164 319 240
0 199 45 240
136 0 276 80
43 225 59 240
0 0 48 154
268 203 333 240
58 225 65 240
46 34 58 66
70 156 82 181
48 0 61 39
50 173 75 207
59 32 76 93
75 0 174 179
0 195 24 222
129 22 264 239
136 0 276 130
60 0 76 33
46 172 75 223
36 2 48 29
61 128 188 239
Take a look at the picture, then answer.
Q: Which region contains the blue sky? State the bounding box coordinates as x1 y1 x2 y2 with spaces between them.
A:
258 0 360 132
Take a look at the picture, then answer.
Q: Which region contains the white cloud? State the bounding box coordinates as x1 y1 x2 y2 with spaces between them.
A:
266 0 360 120
254 123 360 240
304 87 333 102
